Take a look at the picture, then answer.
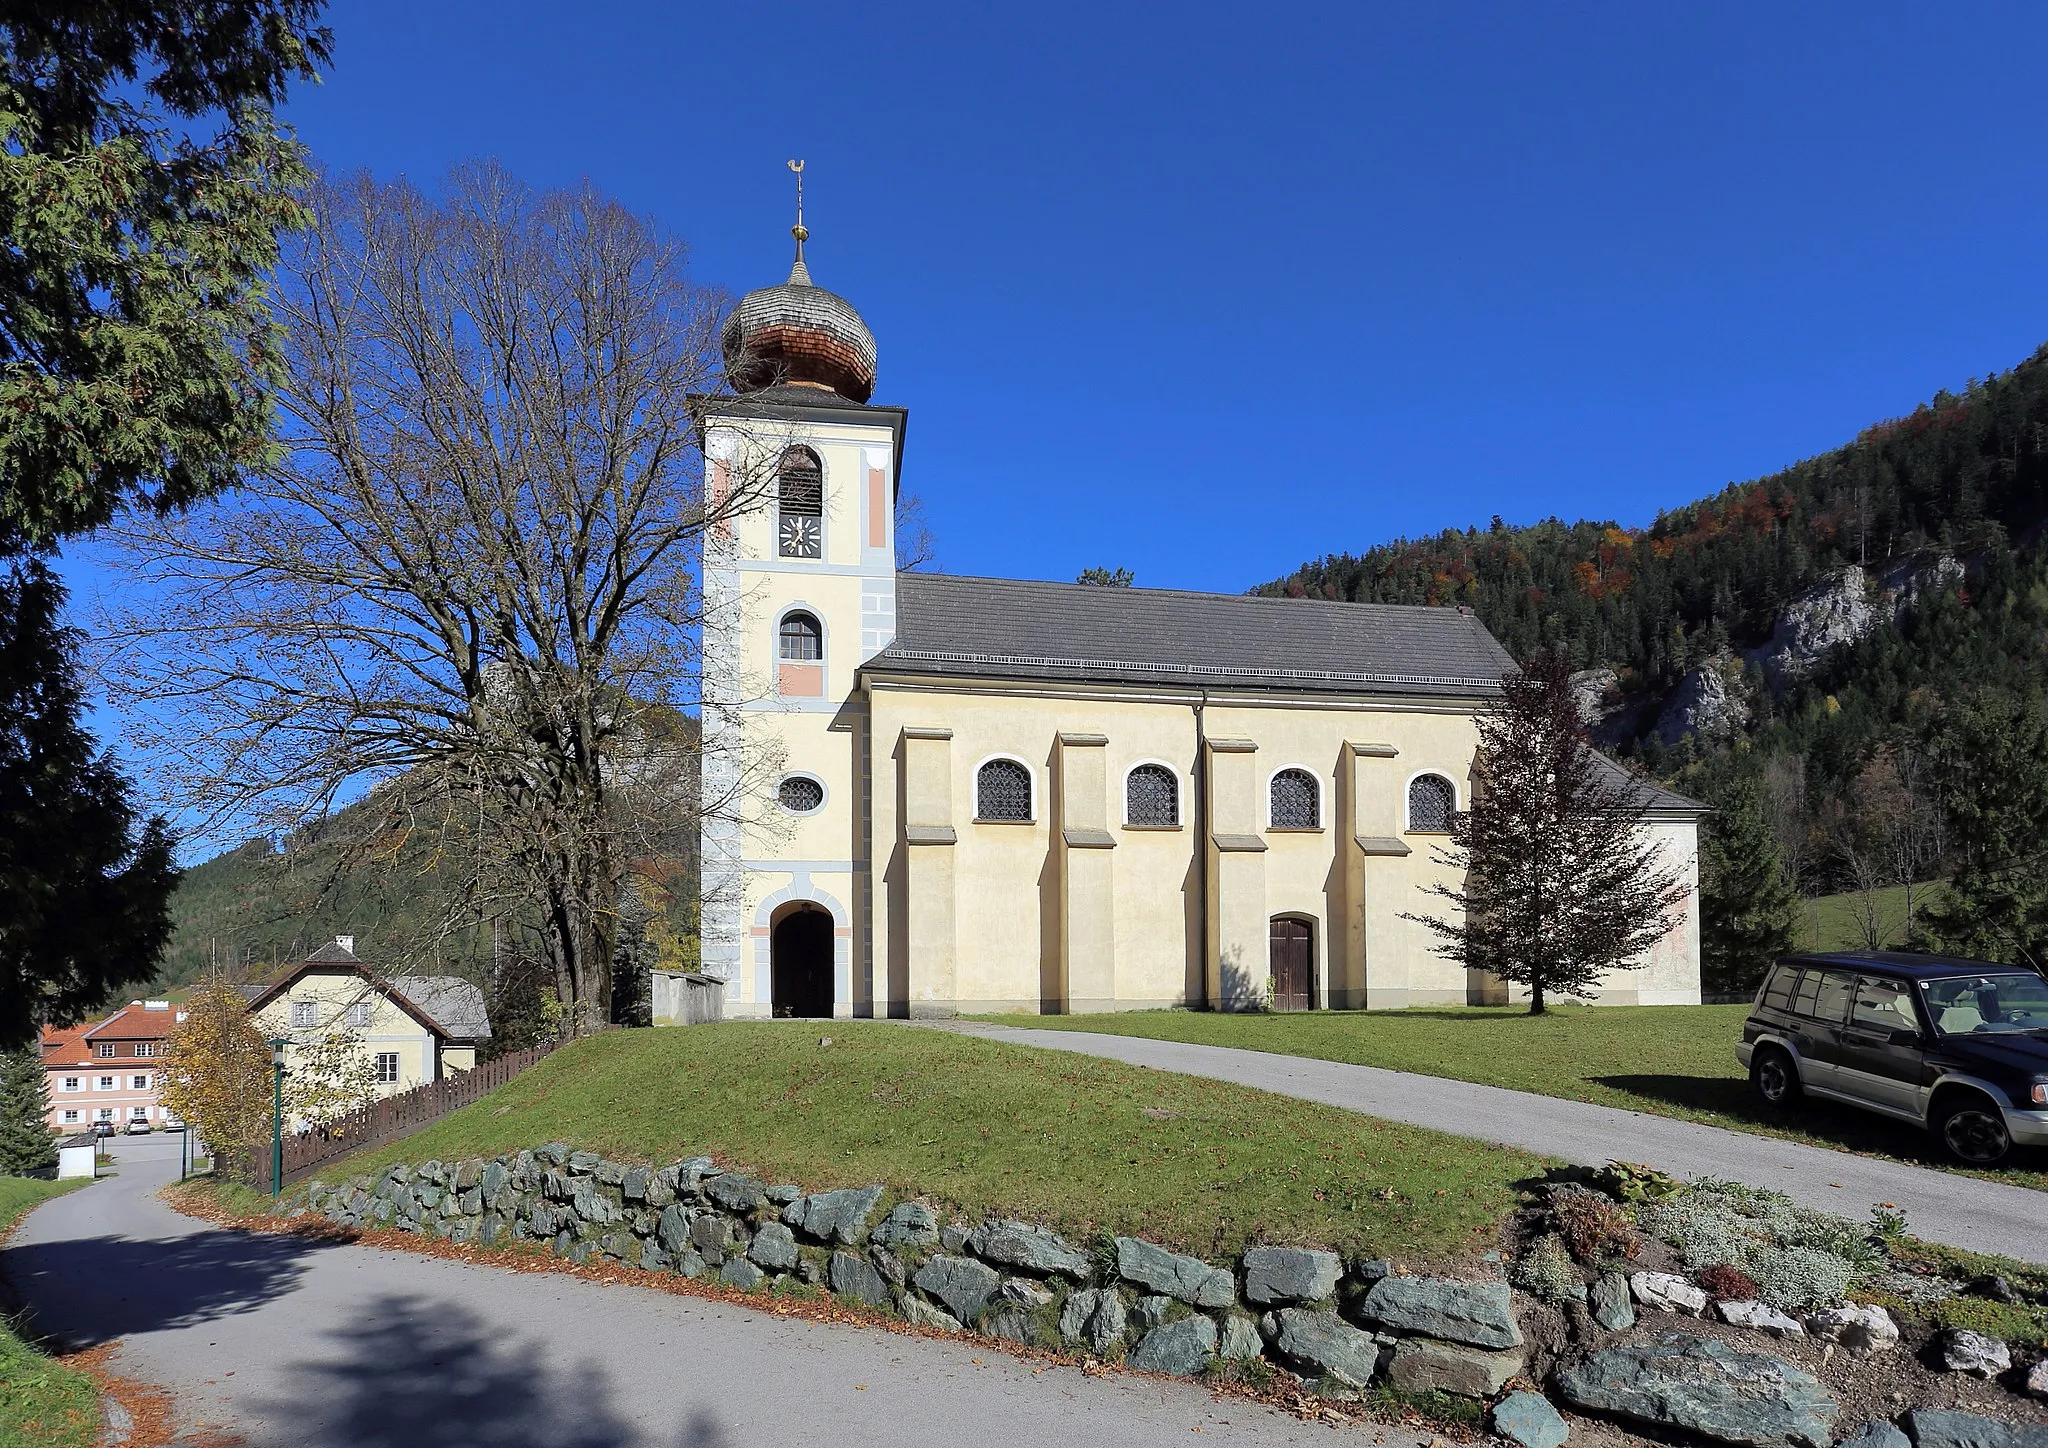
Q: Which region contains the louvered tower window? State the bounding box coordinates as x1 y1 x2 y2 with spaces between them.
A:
777 447 823 558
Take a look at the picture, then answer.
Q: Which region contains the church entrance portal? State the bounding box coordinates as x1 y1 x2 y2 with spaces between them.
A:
1268 917 1314 1011
771 905 834 1018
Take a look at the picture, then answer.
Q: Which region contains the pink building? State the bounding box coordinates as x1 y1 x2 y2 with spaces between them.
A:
41 1001 184 1133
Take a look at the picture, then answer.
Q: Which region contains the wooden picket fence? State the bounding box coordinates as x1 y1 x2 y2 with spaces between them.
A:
266 1041 562 1189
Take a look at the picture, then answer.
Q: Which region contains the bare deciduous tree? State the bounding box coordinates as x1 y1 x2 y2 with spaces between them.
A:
105 165 780 1032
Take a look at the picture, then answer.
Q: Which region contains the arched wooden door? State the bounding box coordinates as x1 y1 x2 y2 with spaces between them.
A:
1268 917 1314 1012
771 906 834 1018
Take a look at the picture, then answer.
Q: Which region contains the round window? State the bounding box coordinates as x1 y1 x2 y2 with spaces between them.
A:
778 775 825 814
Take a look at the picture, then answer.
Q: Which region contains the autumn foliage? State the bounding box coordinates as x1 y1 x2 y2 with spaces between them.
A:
159 972 274 1179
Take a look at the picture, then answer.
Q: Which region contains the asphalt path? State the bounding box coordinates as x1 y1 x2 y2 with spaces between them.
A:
4 1135 1417 1448
932 1022 2048 1265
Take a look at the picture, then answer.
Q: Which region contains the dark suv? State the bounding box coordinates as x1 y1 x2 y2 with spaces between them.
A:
1738 951 2048 1165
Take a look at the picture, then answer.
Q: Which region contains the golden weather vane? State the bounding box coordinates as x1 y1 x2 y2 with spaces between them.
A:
788 158 807 245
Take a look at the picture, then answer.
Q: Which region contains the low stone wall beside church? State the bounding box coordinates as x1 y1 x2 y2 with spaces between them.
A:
295 1144 1529 1397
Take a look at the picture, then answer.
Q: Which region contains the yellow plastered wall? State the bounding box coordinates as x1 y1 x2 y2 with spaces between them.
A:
249 968 443 1097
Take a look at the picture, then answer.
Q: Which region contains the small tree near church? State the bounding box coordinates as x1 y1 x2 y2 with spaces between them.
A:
1404 652 1690 1014
0 1045 57 1174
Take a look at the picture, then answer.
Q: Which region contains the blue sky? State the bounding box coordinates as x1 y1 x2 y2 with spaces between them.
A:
181 0 2038 595
71 3 2048 614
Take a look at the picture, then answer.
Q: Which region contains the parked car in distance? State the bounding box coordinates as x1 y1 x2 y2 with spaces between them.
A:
124 1119 153 1135
1739 950 2048 1165
91 1121 116 1138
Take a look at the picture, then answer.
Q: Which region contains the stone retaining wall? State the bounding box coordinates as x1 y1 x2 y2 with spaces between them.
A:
296 1144 1527 1396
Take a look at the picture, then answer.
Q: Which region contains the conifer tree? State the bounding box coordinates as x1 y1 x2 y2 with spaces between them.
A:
1405 652 1692 1013
1699 775 1801 998
0 1045 57 1174
1920 690 2048 964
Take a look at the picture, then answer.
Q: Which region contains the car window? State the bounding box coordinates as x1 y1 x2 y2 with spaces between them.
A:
1921 972 2048 1034
1790 970 1821 1016
1806 970 1854 1024
1761 966 1798 1010
1852 976 1918 1035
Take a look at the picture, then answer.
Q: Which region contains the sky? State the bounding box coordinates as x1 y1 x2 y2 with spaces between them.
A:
58 0 2048 841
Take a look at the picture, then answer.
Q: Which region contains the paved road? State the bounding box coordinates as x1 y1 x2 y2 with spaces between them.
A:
934 1022 2048 1265
5 1136 1414 1448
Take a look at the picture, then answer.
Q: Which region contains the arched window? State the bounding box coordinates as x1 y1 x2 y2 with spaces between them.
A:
1269 768 1319 829
976 758 1033 822
1125 763 1179 827
778 611 822 661
777 446 823 558
1408 773 1457 832
778 775 825 814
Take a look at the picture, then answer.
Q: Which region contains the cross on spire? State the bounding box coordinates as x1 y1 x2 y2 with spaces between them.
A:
787 158 811 285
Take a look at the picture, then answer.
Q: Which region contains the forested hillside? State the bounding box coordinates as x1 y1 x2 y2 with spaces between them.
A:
1266 342 2048 977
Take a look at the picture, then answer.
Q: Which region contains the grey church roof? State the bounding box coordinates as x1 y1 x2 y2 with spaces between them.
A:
869 574 1518 696
1590 752 1708 817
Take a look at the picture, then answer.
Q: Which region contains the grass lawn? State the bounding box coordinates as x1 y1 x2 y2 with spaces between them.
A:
981 1004 2048 1191
330 1022 1548 1263
0 1176 96 1448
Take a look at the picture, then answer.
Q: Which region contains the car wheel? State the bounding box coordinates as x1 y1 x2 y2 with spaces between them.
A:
1935 1093 2012 1166
1750 1047 1803 1110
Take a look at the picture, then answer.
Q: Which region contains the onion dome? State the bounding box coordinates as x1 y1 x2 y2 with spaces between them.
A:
721 224 877 404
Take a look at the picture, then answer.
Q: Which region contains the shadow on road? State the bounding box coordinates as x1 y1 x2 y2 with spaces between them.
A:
3 1227 320 1347
255 1293 731 1448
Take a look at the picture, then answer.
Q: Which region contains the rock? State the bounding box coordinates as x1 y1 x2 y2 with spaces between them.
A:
912 1254 1002 1325
655 1204 693 1255
982 1307 1038 1345
1128 1316 1217 1376
720 1258 766 1291
1749 566 1874 690
1493 1391 1570 1448
570 1181 619 1226
1385 1337 1525 1397
593 1159 625 1186
1836 1422 1911 1448
1806 1304 1899 1355
870 1246 906 1286
1132 1295 1175 1332
643 1173 675 1209
1060 1288 1105 1343
871 1201 940 1250
1940 1330 2012 1378
621 1166 651 1202
480 1161 510 1198
1555 1334 1837 1448
704 1174 766 1214
939 1222 970 1253
748 1222 800 1272
1591 1272 1636 1332
567 1149 600 1174
1218 1315 1263 1362
1242 1248 1344 1306
783 1185 885 1244
1360 1276 1523 1349
675 1157 718 1193
1269 1308 1381 1389
1970 1275 2020 1306
1115 1237 1235 1308
765 1184 802 1205
902 1295 963 1332
828 1250 892 1307
477 1213 508 1247
638 1241 667 1273
536 1142 569 1165
1352 1257 1393 1285
1906 1409 2048 1448
1717 1300 1806 1337
672 1248 706 1279
2029 1359 2048 1398
965 1220 1091 1280
690 1214 733 1254
1057 1287 1127 1352
1631 1271 1709 1317
1657 656 1753 745
998 1278 1054 1308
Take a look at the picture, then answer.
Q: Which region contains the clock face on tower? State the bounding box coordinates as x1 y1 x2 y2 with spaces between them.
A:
778 514 820 558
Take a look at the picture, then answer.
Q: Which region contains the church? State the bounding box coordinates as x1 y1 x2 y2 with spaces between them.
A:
696 219 1704 1021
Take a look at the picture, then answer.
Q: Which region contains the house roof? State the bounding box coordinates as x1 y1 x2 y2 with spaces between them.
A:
1588 751 1708 817
39 1023 94 1068
866 575 1519 697
244 943 493 1043
82 1003 175 1041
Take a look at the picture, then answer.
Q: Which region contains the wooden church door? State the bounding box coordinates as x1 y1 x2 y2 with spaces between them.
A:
1268 917 1313 1011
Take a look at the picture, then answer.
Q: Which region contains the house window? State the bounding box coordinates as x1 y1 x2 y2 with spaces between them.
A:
130 1106 147 1120
778 611 823 662
96 1108 113 1121
289 1000 318 1028
346 1001 372 1028
97 1076 114 1091
375 1052 400 1084
61 1110 78 1124
1408 774 1457 833
131 1076 149 1091
62 1077 79 1092
1270 769 1319 829
97 1043 116 1058
133 1042 159 1058
1125 764 1180 827
778 775 825 814
777 446 824 558
976 759 1033 822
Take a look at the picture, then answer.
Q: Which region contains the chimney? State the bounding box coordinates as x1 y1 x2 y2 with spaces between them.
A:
336 934 355 955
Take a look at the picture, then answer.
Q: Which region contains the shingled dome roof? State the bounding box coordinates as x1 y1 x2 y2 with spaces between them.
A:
721 242 877 404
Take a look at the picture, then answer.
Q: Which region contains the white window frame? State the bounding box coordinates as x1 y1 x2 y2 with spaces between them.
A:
346 1000 372 1028
1265 766 1323 830
972 754 1037 824
61 1077 79 1092
96 1043 116 1059
1122 759 1184 829
1404 770 1461 833
289 999 318 1028
374 1052 400 1085
96 1108 113 1121
61 1109 79 1123
131 1075 149 1091
776 772 829 816
97 1076 114 1091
